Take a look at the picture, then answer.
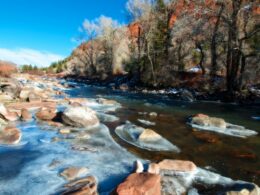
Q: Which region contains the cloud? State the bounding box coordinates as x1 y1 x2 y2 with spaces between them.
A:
0 48 64 67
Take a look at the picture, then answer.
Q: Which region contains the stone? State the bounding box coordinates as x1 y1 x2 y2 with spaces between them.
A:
0 103 19 122
60 167 89 181
21 108 32 121
148 163 160 175
119 84 129 91
62 176 98 195
135 160 144 173
116 173 161 195
62 106 99 128
36 107 57 121
59 129 71 134
0 126 21 145
209 117 226 129
28 92 42 102
7 101 57 111
138 129 162 142
149 112 158 117
191 115 226 129
226 184 260 195
158 159 197 172
97 98 119 106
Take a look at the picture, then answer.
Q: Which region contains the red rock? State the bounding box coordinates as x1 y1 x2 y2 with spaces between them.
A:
36 107 57 121
116 173 161 195
158 159 197 172
194 113 209 118
0 126 21 145
21 108 32 121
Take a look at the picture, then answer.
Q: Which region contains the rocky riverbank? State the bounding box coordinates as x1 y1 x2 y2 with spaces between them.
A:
0 73 259 194
62 75 260 105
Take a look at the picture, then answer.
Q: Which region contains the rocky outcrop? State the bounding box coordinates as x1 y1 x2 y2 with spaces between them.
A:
226 184 260 195
60 167 88 181
116 173 161 195
62 106 99 128
0 126 21 145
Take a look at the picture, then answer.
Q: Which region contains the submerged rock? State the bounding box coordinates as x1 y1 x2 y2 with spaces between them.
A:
62 106 99 128
60 167 89 181
116 173 161 195
0 126 21 145
115 123 180 152
188 114 258 138
62 176 98 195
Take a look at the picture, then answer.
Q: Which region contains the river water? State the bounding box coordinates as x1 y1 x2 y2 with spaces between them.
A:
68 84 260 184
0 82 259 194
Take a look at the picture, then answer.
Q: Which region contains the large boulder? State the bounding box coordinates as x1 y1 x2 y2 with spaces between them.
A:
116 173 161 195
158 159 197 172
62 106 99 128
60 167 88 181
62 176 98 195
36 107 57 121
0 126 21 145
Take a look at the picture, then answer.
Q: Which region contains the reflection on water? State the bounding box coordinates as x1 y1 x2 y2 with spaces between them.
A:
69 85 260 184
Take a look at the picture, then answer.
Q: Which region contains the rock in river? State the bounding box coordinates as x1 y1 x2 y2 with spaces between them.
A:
36 107 57 121
188 114 258 138
115 122 180 152
0 103 19 121
0 126 21 145
116 173 161 195
62 106 99 128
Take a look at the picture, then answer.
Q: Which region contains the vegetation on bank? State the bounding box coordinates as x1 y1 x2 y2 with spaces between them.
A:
46 0 259 100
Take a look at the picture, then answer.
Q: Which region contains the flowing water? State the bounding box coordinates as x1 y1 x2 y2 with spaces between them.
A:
69 84 260 185
0 83 259 195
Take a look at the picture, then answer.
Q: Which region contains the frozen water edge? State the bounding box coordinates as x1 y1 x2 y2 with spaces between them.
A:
0 121 143 195
115 122 180 152
188 123 258 138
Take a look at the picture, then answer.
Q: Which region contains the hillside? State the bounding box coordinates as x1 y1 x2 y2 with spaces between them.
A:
57 0 259 101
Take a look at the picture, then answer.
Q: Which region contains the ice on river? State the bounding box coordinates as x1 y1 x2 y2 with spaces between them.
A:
0 121 142 195
188 123 258 138
115 122 180 152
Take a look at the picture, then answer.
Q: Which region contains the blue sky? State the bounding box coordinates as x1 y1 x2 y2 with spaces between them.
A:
0 0 128 66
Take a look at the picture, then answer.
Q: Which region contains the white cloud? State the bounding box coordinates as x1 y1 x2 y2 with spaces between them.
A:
0 48 64 67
